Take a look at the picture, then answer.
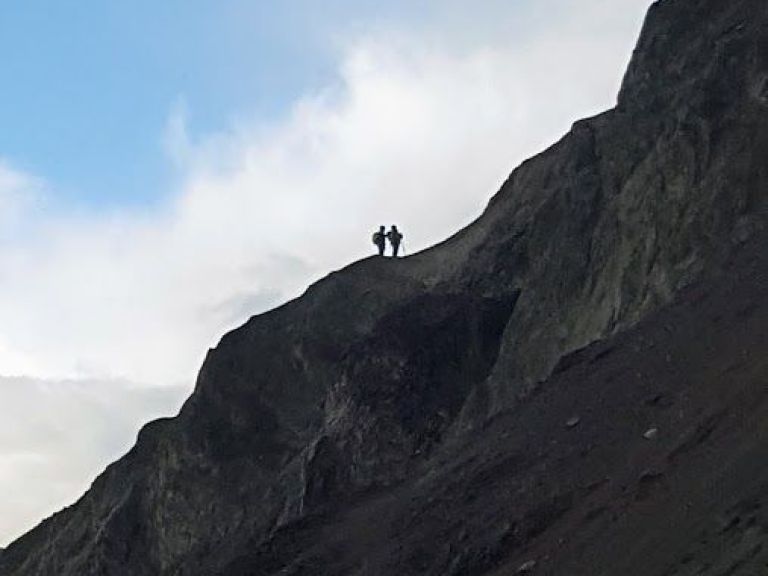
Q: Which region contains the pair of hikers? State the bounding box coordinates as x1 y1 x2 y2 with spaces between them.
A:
372 225 404 258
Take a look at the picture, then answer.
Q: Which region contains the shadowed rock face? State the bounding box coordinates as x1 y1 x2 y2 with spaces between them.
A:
4 0 768 574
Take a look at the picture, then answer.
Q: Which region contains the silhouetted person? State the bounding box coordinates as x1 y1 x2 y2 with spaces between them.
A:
372 225 386 256
386 225 403 258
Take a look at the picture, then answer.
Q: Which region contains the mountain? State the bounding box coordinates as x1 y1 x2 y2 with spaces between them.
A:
4 0 768 574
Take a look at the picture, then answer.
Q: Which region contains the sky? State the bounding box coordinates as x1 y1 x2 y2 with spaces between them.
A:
0 0 653 546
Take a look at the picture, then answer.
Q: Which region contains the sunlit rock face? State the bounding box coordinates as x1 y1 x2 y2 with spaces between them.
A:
4 0 768 574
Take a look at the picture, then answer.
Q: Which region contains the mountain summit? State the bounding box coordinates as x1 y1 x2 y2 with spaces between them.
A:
4 0 768 574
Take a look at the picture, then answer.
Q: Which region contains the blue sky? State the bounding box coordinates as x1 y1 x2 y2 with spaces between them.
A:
0 0 653 546
0 0 429 209
0 0 638 211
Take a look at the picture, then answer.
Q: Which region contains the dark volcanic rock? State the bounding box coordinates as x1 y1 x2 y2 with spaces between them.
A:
209 234 768 576
4 0 768 574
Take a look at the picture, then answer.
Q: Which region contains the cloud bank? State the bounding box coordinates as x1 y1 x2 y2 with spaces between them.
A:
0 376 186 545
0 0 652 546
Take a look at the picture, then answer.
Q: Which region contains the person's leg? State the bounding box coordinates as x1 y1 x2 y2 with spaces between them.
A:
393 243 400 257
378 242 385 256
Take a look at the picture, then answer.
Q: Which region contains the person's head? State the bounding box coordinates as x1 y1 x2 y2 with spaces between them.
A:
379 225 385 231
392 225 398 230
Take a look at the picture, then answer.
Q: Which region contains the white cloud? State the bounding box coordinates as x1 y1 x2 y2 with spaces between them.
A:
0 0 653 545
0 161 44 239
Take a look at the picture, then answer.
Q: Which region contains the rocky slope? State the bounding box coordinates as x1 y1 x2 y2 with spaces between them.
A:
3 0 768 574
217 231 768 575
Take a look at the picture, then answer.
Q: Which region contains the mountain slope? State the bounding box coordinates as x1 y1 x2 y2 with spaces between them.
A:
217 229 768 576
3 0 768 574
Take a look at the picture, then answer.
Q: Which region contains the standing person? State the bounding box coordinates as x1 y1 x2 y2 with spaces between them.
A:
386 225 403 258
372 225 386 256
